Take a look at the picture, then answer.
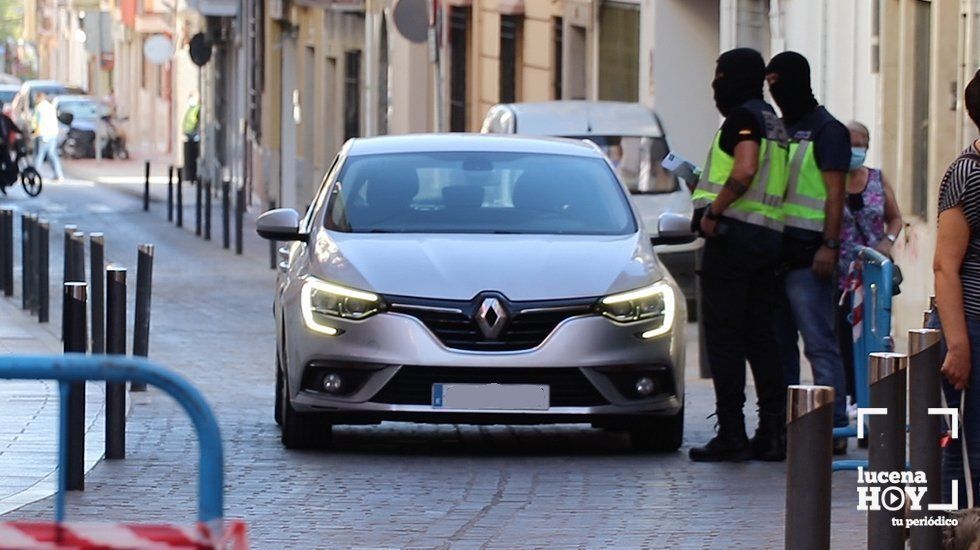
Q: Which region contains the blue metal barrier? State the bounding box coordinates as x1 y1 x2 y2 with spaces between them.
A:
0 354 223 525
832 247 893 471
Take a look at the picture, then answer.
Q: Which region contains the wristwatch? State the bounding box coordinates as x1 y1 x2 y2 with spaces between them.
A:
705 207 722 221
885 233 898 244
823 238 841 251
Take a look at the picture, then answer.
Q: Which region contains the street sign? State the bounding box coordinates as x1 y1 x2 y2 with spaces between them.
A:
393 0 428 44
189 33 212 67
143 34 173 65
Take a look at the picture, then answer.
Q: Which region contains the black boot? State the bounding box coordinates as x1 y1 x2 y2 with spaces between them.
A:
750 412 786 461
689 412 752 462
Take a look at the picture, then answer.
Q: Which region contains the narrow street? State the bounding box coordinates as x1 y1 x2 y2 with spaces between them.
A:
1 166 865 548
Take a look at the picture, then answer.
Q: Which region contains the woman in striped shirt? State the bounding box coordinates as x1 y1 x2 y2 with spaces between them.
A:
934 69 980 504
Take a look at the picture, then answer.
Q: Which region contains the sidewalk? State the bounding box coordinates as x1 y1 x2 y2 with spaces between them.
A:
63 158 276 269
0 299 107 516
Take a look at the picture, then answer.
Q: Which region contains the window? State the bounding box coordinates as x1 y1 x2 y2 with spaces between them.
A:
572 136 679 194
344 50 361 141
248 0 264 138
598 2 639 102
499 15 522 103
553 17 563 100
449 7 470 131
911 0 931 217
326 152 636 235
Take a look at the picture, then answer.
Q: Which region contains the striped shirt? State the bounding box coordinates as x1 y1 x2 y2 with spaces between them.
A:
938 146 980 319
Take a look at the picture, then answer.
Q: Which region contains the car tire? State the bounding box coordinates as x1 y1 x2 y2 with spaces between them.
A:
274 362 283 426
629 407 684 452
278 365 332 450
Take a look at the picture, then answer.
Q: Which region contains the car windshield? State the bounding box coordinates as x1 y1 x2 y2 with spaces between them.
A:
29 86 84 108
325 151 637 235
570 135 679 195
57 100 109 121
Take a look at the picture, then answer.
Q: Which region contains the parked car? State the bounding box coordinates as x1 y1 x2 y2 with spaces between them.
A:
53 95 127 159
0 84 19 116
257 134 692 452
481 101 702 317
10 80 86 136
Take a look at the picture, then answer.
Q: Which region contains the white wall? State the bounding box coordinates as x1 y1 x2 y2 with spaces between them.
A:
649 0 720 163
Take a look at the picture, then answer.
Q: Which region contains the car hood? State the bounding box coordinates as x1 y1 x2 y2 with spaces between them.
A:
306 230 663 301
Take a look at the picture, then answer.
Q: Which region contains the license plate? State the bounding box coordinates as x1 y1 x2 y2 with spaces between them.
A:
431 383 550 411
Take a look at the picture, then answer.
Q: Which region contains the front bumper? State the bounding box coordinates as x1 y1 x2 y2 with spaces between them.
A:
283 305 686 423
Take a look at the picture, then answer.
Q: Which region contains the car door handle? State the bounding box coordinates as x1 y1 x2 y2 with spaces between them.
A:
278 247 290 272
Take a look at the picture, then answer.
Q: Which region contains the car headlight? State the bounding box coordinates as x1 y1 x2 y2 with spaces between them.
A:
300 277 383 335
597 281 675 338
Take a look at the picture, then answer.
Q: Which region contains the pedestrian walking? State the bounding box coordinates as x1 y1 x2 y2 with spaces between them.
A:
182 93 200 182
931 68 980 506
836 121 903 410
31 92 64 183
688 48 790 463
765 52 851 453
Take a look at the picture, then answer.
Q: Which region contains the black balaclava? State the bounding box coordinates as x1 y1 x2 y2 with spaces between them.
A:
712 48 766 117
765 51 818 127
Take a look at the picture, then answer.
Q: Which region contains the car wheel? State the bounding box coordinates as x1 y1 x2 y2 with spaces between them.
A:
20 167 42 197
278 365 332 450
629 407 684 452
274 361 283 426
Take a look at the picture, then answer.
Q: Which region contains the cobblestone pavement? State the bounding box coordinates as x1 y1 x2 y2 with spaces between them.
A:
0 165 867 548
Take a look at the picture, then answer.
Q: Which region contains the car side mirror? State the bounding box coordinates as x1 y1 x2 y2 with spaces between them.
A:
650 213 697 246
256 208 305 241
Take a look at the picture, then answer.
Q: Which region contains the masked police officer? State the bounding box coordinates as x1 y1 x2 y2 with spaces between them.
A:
689 48 790 462
765 52 851 454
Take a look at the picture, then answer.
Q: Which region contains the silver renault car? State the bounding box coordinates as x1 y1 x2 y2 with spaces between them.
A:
257 134 692 452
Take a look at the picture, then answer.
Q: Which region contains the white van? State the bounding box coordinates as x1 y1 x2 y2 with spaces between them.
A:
481 101 701 314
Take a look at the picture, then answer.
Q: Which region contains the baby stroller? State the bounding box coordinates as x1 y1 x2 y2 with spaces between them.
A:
0 138 42 197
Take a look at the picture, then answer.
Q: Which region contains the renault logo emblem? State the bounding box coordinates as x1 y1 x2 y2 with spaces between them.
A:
475 297 508 339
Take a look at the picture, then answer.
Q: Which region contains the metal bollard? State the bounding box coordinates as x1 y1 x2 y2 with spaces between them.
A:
167 165 174 222
908 329 943 550
21 213 31 310
867 352 908 550
63 282 87 491
61 224 78 340
131 244 154 392
27 214 39 314
222 178 230 250
70 231 85 283
62 224 78 281
204 179 212 241
785 385 835 550
1 208 12 297
89 234 105 354
105 265 126 459
235 184 244 255
37 220 49 323
176 166 184 228
195 177 202 236
143 160 150 212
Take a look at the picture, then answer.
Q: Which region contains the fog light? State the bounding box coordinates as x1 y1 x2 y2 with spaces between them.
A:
322 373 343 393
635 377 655 396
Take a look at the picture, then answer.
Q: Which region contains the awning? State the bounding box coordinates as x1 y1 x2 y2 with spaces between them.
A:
186 0 238 17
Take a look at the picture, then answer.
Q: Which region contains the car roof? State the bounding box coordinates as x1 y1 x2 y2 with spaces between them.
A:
53 95 98 103
491 101 665 137
347 133 606 158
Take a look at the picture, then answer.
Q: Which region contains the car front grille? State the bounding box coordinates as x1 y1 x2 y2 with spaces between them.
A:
371 366 608 407
385 294 597 352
